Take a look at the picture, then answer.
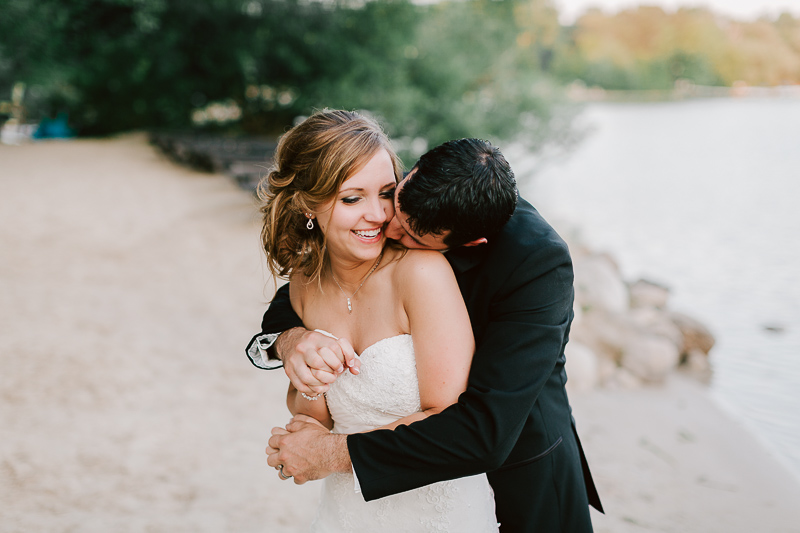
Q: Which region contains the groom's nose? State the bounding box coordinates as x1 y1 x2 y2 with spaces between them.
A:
385 216 403 240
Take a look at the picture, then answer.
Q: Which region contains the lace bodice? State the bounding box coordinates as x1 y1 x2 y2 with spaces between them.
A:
325 335 419 434
310 333 498 533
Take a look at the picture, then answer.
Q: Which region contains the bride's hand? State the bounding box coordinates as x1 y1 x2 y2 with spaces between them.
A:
278 329 360 395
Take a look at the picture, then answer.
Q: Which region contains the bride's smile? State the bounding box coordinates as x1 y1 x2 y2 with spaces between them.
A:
314 147 397 269
352 227 382 241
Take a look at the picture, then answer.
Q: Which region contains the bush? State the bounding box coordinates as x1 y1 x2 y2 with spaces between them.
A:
1 0 574 161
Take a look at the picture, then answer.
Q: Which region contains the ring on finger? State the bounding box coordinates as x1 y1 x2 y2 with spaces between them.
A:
278 464 292 480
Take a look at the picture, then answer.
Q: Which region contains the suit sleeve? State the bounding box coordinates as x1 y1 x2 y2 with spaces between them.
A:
244 283 305 369
260 283 304 333
347 243 574 500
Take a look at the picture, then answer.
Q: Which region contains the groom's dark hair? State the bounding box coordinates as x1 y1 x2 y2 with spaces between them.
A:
398 138 518 247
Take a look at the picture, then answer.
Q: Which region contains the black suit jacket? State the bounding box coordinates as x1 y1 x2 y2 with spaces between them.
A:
252 198 602 532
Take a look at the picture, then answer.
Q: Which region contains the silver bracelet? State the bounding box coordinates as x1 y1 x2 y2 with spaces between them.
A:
301 392 321 401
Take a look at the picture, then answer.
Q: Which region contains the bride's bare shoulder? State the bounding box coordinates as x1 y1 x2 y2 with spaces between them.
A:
392 248 454 286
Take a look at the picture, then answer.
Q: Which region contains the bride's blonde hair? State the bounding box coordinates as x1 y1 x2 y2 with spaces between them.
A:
258 109 402 283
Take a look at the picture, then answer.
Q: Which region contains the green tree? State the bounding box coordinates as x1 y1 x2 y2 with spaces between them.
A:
1 0 575 161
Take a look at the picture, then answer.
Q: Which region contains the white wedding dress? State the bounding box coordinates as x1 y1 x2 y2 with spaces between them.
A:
310 334 499 533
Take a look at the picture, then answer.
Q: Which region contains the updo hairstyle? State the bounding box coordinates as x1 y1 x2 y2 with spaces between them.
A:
258 109 401 282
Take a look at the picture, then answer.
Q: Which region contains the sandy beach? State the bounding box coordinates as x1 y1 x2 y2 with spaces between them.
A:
2 134 799 532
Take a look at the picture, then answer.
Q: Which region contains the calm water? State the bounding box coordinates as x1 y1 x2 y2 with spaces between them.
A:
521 97 800 480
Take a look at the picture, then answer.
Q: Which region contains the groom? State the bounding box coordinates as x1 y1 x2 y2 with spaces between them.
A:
247 138 603 531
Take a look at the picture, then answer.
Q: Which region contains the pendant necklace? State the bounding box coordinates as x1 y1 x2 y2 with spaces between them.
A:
330 252 384 313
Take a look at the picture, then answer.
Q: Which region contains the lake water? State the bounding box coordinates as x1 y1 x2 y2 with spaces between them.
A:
520 97 800 480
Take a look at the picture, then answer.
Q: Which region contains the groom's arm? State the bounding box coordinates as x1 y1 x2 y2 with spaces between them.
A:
348 244 574 500
245 284 304 369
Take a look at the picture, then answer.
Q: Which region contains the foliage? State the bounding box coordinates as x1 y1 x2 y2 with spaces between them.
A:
551 6 800 89
0 0 256 134
3 0 800 152
0 0 574 161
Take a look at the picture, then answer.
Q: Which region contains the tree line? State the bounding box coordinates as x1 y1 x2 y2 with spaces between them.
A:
0 0 568 160
552 6 800 90
1 1 798 154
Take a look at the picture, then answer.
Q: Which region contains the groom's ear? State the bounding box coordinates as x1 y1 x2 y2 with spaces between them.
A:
461 238 488 247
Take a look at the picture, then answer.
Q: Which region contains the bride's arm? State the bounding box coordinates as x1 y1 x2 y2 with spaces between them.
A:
379 250 474 431
285 274 334 430
287 385 333 430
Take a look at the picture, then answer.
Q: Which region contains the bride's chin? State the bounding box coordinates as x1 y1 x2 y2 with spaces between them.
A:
354 237 386 254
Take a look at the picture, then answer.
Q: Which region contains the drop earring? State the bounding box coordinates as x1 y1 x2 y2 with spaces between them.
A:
305 214 314 230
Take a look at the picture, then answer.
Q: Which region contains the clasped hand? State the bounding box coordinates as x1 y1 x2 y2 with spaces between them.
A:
278 328 360 395
267 415 344 484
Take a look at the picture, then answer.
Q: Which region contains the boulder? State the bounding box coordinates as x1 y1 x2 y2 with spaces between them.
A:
629 307 684 347
565 342 599 393
629 278 671 309
562 243 716 389
620 333 681 382
670 311 716 355
681 348 713 383
605 367 643 390
595 352 618 385
571 309 633 364
573 253 629 314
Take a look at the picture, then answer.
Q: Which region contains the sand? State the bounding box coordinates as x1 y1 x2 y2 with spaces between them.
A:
1 134 799 532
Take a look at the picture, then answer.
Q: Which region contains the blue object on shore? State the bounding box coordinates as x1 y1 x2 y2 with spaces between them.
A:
33 113 74 139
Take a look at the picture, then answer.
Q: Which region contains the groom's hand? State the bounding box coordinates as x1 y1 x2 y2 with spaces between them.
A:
277 328 360 395
266 415 351 484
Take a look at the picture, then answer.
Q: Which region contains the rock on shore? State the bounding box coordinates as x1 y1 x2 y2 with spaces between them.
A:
566 247 715 392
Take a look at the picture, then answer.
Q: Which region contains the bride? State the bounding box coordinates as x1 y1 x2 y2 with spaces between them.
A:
258 109 498 532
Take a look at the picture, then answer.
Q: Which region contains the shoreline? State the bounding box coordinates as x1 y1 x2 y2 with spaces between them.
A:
2 134 799 531
566 81 800 103
570 373 800 532
517 95 800 516
709 389 800 487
